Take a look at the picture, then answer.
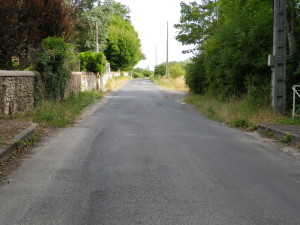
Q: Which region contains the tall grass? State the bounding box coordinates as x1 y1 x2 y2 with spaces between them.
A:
151 76 188 91
185 93 285 129
32 91 103 127
105 76 131 92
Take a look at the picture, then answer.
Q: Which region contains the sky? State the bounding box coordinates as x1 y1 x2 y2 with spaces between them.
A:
116 0 194 70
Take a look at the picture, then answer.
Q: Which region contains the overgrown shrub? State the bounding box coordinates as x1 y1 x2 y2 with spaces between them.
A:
169 64 186 78
154 63 166 76
185 55 206 94
133 67 153 78
79 51 107 75
36 37 76 101
154 61 186 78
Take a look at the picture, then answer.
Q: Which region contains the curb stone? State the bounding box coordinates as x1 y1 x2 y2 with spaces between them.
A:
0 123 38 163
258 123 300 145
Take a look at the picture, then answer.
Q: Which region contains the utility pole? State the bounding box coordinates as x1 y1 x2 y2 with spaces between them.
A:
269 0 286 113
166 21 169 77
96 21 99 53
156 45 158 67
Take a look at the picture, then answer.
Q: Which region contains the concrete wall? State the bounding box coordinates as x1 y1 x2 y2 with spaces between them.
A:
0 71 35 116
66 71 128 95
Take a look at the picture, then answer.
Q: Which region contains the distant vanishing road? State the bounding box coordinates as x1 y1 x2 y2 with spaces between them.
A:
0 79 300 225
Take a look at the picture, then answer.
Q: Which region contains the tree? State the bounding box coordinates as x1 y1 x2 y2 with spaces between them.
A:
174 0 218 50
175 0 273 99
0 0 72 69
104 15 143 71
73 5 111 52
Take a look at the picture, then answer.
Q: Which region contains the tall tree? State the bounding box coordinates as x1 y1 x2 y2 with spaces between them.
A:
0 0 72 69
175 0 273 98
104 15 143 71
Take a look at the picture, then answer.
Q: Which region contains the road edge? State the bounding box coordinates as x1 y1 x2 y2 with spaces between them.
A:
0 123 38 163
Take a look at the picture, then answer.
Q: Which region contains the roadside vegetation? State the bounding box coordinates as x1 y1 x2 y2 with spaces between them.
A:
32 91 103 127
151 61 188 91
105 75 131 92
22 74 130 128
151 77 188 91
168 0 300 128
185 94 285 130
0 0 141 127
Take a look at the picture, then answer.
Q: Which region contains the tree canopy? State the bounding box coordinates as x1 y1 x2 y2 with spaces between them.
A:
176 0 300 108
104 14 143 71
0 0 72 69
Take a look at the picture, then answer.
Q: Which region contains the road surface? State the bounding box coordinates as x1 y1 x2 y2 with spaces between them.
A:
0 79 300 225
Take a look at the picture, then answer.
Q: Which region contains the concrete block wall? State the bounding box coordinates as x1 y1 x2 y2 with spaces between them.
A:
0 71 35 116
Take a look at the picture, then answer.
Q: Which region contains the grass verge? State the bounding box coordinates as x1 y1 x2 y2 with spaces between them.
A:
151 76 189 91
185 93 285 130
105 76 131 92
32 90 103 127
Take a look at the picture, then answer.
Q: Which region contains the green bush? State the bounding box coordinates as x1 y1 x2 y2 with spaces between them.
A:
36 37 76 101
79 51 107 75
169 64 186 78
154 63 166 76
155 61 186 78
133 72 143 78
132 67 153 78
185 55 206 94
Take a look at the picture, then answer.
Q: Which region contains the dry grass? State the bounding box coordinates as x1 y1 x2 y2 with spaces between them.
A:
185 93 285 129
105 76 131 92
151 76 189 91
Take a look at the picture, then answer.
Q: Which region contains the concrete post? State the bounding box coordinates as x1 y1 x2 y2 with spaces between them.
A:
271 0 287 113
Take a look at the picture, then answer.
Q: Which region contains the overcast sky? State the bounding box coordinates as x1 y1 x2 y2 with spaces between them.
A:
116 0 194 70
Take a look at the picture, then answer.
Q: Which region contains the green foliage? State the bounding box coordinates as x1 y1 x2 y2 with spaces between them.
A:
36 37 76 101
133 68 153 78
231 118 249 129
154 61 186 78
176 0 273 102
280 133 292 143
185 92 280 129
174 0 217 46
79 51 107 75
261 129 273 138
276 117 300 125
32 90 103 127
185 55 206 93
169 63 186 78
104 15 143 71
74 5 111 52
0 0 72 69
71 0 132 53
154 63 166 76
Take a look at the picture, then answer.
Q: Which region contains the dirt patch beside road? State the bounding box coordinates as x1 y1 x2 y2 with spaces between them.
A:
0 119 32 147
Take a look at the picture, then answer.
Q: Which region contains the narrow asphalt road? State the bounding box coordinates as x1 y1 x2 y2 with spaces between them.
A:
1 79 300 225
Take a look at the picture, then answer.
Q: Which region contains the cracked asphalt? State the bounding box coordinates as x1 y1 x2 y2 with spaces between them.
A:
0 79 300 225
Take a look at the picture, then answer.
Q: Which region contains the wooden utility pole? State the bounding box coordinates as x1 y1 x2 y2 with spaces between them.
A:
166 21 169 77
269 0 287 113
96 21 99 53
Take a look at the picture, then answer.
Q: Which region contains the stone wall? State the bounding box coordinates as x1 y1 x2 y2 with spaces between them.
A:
0 70 128 116
0 71 35 116
66 71 128 95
